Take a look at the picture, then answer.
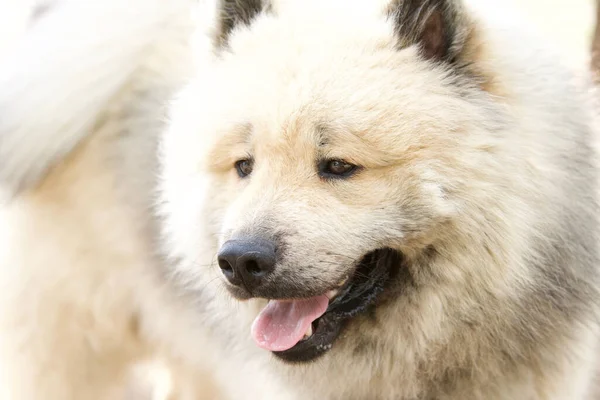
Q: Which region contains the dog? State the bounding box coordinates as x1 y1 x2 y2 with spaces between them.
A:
0 1 225 398
157 0 600 398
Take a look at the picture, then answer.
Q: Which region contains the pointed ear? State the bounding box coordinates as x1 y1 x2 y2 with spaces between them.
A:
216 0 270 48
387 0 471 64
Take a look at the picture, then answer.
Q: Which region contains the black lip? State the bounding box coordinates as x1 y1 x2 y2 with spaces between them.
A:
272 248 402 363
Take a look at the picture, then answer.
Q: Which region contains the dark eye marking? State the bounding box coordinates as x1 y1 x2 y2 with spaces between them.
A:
235 158 254 178
318 159 360 179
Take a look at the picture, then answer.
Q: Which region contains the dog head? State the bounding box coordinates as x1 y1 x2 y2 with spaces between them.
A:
159 0 525 363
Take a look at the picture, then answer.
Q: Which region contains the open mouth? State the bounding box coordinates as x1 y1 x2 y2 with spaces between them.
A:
250 248 402 363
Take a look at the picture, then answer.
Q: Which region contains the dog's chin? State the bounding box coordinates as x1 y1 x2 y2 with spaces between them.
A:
225 285 254 301
256 248 403 364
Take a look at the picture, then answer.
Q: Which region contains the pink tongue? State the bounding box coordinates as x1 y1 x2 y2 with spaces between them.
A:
251 295 329 352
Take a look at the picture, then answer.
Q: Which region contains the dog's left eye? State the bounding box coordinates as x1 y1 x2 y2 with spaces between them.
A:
235 158 254 178
318 159 359 179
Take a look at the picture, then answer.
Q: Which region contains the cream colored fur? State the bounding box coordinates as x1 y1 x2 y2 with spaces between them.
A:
158 0 600 399
0 1 224 398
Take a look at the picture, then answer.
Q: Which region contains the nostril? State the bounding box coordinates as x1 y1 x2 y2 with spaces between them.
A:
245 259 262 277
218 258 234 278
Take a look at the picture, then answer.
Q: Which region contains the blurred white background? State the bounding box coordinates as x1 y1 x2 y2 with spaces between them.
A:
512 0 595 68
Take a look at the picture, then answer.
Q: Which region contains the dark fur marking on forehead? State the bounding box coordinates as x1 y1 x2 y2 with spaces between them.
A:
315 124 329 147
216 0 271 48
238 122 254 141
387 0 469 64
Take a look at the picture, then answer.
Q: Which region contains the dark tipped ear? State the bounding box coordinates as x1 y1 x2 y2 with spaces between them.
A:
216 0 269 48
388 0 470 64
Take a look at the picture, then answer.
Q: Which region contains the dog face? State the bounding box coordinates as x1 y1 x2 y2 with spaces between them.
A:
203 51 469 299
160 0 510 362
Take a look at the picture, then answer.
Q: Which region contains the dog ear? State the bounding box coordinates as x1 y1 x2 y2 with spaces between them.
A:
216 0 270 48
387 0 470 64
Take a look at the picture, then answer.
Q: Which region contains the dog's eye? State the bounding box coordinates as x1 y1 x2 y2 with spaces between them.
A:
319 159 358 179
235 159 254 178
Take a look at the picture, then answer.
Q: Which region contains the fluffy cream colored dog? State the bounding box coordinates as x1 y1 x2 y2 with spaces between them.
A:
158 0 600 399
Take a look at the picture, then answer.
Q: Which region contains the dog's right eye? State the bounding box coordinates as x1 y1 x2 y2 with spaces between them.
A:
318 159 359 179
235 159 254 178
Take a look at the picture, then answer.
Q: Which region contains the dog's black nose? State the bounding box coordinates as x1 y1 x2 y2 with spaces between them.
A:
217 238 276 292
